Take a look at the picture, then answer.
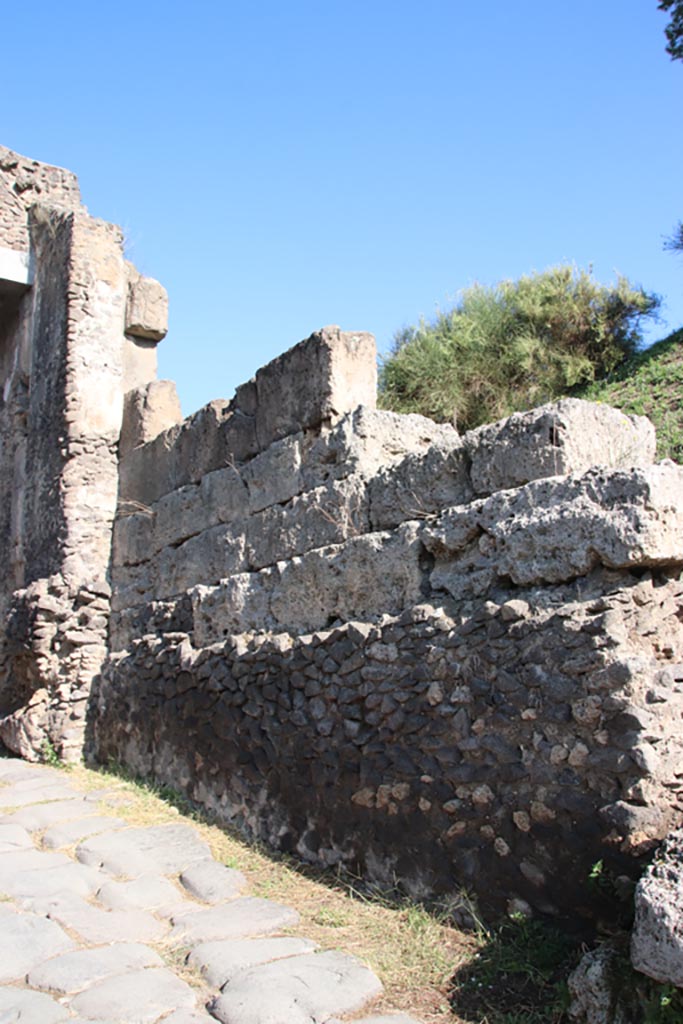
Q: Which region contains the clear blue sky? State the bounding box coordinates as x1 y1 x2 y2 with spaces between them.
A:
3 0 682 416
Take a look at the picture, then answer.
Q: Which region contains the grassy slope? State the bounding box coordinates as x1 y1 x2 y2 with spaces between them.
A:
575 328 683 463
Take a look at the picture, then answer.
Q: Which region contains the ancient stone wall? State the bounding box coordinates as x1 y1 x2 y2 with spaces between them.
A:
0 147 168 759
96 323 683 916
3 145 683 919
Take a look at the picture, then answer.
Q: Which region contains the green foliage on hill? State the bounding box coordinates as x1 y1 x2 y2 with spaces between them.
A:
576 328 683 463
378 266 660 431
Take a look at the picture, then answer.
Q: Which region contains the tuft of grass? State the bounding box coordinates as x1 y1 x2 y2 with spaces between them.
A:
576 328 683 462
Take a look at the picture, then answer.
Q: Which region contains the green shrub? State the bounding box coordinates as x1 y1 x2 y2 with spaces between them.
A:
379 265 659 431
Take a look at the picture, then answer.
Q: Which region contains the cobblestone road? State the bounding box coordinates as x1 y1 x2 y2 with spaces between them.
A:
0 757 421 1024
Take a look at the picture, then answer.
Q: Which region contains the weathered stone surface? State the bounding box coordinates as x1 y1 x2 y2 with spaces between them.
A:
0 822 33 851
112 508 154 566
188 936 318 989
25 892 168 943
152 484 209 552
0 987 71 1023
2 796 99 831
161 1013 219 1024
631 828 683 985
253 326 377 449
118 425 180 506
0 903 74 982
243 433 304 512
1 860 103 900
210 950 383 1024
301 406 459 488
369 438 470 529
77 823 211 876
170 896 299 944
0 777 81 807
424 464 683 598
567 943 638 1024
246 476 370 570
0 848 71 884
95 872 185 912
125 268 168 341
118 379 182 458
155 523 247 599
192 524 425 641
68 967 197 1022
465 398 656 496
179 859 248 903
42 815 128 849
0 760 50 783
27 941 164 994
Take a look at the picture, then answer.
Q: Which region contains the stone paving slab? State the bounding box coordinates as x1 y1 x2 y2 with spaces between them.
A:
189 936 319 988
0 758 417 1023
26 892 169 944
170 896 300 944
95 872 185 912
2 860 103 900
210 949 384 1024
0 797 100 830
0 822 34 851
180 860 248 903
77 823 212 876
0 986 71 1023
0 760 50 782
43 814 128 849
0 778 81 807
0 847 70 881
27 941 164 995
68 966 198 1022
0 904 75 983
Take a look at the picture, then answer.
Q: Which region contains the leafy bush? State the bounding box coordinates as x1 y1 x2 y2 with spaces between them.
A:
379 266 659 431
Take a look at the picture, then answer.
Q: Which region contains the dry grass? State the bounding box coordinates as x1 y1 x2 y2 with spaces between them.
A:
65 762 479 1023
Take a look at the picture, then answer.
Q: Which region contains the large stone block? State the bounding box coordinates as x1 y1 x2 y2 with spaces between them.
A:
125 266 168 341
423 464 683 598
191 525 425 640
153 484 213 553
192 572 276 643
369 440 471 529
632 829 683 985
246 476 370 570
270 525 424 631
154 525 247 599
171 400 236 487
118 426 180 507
301 407 459 489
200 466 250 525
119 381 182 457
464 398 656 496
112 512 153 567
253 326 377 449
242 433 304 513
110 563 155 612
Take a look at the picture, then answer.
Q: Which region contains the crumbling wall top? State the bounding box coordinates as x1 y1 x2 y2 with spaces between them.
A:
0 146 81 254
